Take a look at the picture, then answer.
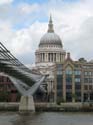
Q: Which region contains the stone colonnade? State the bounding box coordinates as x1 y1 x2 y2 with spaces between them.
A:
36 52 65 63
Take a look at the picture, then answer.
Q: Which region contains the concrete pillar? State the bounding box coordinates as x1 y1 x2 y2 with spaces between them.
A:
55 53 56 62
48 53 50 62
40 54 42 62
58 53 60 62
45 53 47 62
46 53 48 62
50 53 52 62
61 54 63 62
72 72 75 103
19 96 35 113
43 53 45 62
56 53 58 62
39 53 40 63
53 53 55 62
63 71 66 101
81 70 84 103
41 53 43 62
60 53 61 62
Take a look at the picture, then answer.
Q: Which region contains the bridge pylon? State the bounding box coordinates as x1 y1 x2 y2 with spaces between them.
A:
19 95 35 113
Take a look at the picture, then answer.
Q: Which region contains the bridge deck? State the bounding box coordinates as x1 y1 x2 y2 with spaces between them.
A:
0 42 42 86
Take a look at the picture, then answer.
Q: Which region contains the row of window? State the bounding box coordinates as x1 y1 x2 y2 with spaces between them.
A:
84 85 93 90
65 70 81 75
57 70 81 75
84 78 93 83
84 71 93 76
83 65 93 69
57 70 93 76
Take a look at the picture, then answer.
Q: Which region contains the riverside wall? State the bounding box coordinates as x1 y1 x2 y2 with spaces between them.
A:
0 102 93 112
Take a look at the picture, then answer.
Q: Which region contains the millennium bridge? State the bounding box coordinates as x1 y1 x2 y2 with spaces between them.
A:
0 42 48 113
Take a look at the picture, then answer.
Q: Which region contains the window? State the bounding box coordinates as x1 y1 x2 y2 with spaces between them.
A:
89 72 92 76
57 74 63 98
75 78 80 82
75 85 81 90
57 64 63 74
84 85 88 90
84 72 88 75
89 85 92 90
66 70 72 75
84 78 88 83
66 77 72 83
66 85 72 89
74 70 81 75
57 71 62 75
89 78 92 83
57 64 62 70
65 66 73 75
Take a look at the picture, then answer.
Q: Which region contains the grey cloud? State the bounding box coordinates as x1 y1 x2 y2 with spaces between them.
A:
64 17 93 61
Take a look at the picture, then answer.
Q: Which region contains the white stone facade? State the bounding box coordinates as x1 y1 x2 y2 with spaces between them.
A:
34 16 66 102
35 16 66 64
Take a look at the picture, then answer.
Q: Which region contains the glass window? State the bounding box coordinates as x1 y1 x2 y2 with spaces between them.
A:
57 71 62 75
89 72 92 76
84 71 92 76
84 72 88 75
65 66 73 75
76 92 81 97
84 78 88 83
66 85 72 89
89 85 92 90
84 85 88 90
89 78 92 83
75 78 80 82
57 64 62 71
66 70 72 75
57 74 63 97
75 85 81 90
74 70 81 75
66 77 72 83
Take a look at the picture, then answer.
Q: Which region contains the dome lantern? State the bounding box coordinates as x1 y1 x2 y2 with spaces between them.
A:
47 15 54 33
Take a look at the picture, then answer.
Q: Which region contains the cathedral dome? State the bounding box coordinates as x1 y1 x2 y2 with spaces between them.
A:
39 32 62 47
39 16 63 48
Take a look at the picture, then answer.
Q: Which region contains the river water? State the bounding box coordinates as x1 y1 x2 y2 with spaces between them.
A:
0 112 93 125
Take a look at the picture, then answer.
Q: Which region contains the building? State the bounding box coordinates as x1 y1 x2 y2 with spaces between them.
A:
35 16 93 103
56 53 93 103
0 74 19 102
35 15 66 102
35 15 66 64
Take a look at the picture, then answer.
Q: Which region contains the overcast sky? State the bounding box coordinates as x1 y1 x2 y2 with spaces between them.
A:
0 0 93 66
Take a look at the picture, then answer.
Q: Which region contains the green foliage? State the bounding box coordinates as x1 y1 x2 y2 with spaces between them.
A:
57 97 66 105
71 93 78 100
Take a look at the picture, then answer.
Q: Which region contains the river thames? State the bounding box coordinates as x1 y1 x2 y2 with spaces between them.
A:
0 112 93 125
